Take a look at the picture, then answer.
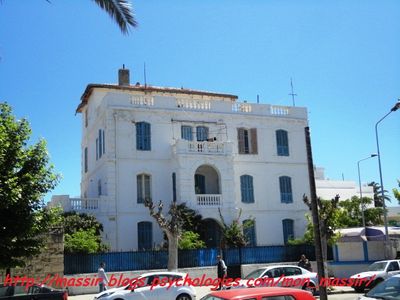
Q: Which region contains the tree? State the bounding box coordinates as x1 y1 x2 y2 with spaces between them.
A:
368 181 390 207
92 0 137 34
144 199 183 271
218 208 254 248
393 180 400 204
178 231 206 250
62 211 109 253
0 103 59 270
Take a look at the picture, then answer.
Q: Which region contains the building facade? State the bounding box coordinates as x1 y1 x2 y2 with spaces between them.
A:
51 68 312 251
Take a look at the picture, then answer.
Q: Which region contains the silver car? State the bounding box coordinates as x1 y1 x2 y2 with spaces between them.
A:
357 274 400 299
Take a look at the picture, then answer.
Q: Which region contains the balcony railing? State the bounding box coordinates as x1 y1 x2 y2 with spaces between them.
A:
196 194 221 206
70 198 99 210
174 139 233 155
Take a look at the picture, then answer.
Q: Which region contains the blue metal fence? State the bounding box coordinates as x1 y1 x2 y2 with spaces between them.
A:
64 245 321 275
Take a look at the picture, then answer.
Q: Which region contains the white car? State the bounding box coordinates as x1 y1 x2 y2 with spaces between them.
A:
235 265 318 295
94 271 196 300
350 260 400 293
357 274 400 299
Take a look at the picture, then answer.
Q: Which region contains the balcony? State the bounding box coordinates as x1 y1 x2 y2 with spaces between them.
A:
49 195 112 214
196 194 221 206
174 139 233 156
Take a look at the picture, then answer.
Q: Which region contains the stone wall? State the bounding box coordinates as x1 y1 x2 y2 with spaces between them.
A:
0 227 64 284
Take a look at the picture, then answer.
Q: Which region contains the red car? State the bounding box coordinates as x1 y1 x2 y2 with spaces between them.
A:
200 287 315 300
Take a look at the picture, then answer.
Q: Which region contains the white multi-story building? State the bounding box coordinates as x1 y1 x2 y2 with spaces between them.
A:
51 68 312 251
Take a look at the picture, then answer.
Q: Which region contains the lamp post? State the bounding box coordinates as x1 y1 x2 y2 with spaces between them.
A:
357 154 377 228
375 100 400 258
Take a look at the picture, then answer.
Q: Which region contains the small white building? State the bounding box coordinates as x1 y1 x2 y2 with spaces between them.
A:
51 68 313 251
315 167 374 201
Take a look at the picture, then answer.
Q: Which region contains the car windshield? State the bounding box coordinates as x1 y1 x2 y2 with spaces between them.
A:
366 276 400 299
200 295 226 300
244 269 266 279
368 262 388 272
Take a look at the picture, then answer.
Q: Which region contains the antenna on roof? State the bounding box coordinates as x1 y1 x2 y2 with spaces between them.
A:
289 77 297 107
257 94 260 104
144 62 147 88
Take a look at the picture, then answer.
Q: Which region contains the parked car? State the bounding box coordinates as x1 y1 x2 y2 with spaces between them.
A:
94 271 196 300
0 283 67 300
200 286 315 300
357 274 400 299
350 259 400 293
234 265 318 295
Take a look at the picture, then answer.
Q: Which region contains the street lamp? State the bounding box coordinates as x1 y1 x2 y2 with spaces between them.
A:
375 99 400 258
357 154 377 228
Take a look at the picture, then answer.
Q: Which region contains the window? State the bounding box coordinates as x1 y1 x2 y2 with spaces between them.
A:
96 129 105 160
282 219 294 244
85 109 88 127
240 175 254 203
276 130 289 156
243 219 256 246
195 174 206 194
181 125 193 141
279 176 293 203
84 147 88 173
237 128 258 154
98 179 102 196
138 221 152 250
137 174 151 203
196 126 209 141
172 173 177 202
136 122 151 150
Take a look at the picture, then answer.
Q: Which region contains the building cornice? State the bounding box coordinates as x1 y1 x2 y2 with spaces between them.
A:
76 84 238 113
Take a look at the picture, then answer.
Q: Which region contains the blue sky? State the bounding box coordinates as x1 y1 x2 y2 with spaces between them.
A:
0 1 399 204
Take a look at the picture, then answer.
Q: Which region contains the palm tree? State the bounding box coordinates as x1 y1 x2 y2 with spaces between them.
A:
93 0 137 34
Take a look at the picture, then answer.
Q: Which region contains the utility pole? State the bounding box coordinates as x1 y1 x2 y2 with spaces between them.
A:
305 126 328 300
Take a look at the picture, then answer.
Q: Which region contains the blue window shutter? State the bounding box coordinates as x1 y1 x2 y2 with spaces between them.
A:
138 221 153 250
136 122 151 151
276 130 289 156
243 220 256 246
102 130 105 154
282 219 294 244
280 176 293 203
181 126 193 141
195 174 206 194
241 175 254 203
98 129 102 158
137 175 143 203
96 138 98 160
84 147 88 173
196 126 208 141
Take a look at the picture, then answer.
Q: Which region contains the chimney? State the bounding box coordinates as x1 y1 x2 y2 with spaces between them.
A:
118 65 130 86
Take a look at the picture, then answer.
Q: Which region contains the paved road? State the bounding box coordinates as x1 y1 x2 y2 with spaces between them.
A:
69 286 363 300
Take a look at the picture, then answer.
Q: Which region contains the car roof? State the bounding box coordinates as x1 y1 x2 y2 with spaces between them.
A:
138 271 187 277
208 287 311 299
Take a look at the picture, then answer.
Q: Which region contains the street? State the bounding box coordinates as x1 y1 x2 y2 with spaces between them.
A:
69 287 363 300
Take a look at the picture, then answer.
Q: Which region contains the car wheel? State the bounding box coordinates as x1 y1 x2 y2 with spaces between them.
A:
371 278 384 289
353 286 365 293
302 283 316 295
176 293 191 300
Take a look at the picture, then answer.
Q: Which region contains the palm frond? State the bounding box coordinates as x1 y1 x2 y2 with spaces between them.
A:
93 0 137 34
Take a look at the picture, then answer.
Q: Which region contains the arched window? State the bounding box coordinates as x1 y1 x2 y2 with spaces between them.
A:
276 130 289 156
243 219 256 246
279 176 293 203
282 219 294 244
138 221 152 250
137 174 151 203
240 175 254 203
136 122 151 150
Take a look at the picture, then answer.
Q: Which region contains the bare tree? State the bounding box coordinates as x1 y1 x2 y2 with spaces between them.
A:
144 199 182 271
